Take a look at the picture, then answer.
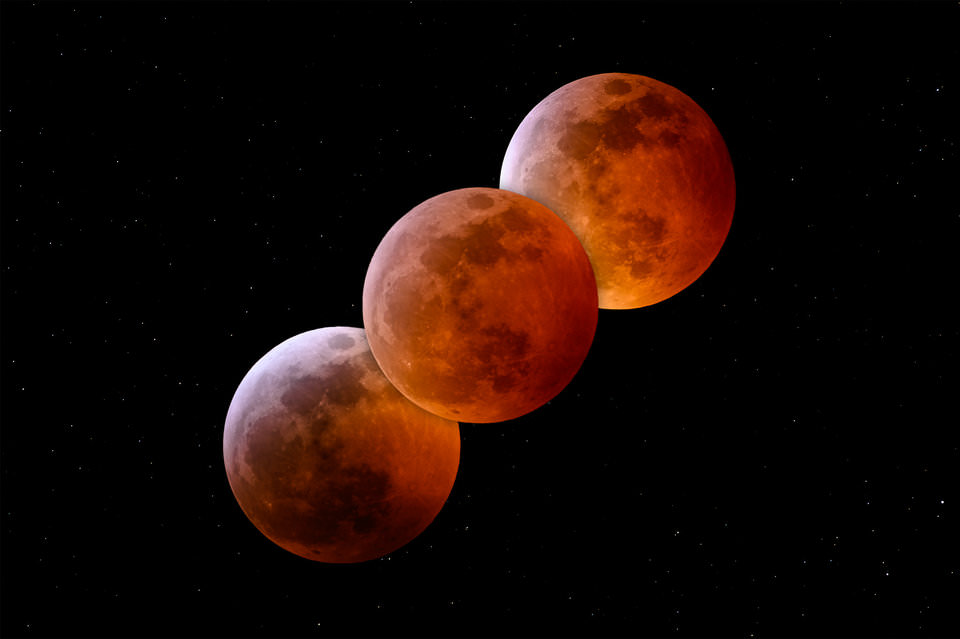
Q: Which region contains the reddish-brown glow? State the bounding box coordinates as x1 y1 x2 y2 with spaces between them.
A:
222 327 460 563
500 73 736 309
362 187 597 423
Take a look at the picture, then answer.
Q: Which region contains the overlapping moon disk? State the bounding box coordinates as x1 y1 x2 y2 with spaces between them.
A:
363 187 598 423
222 327 460 563
500 72 735 309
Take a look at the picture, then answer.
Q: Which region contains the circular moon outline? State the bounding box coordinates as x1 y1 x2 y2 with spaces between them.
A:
500 72 735 309
362 187 598 423
223 327 461 563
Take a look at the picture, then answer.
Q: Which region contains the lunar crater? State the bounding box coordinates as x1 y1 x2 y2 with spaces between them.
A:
604 78 632 95
636 90 674 119
467 193 495 209
328 333 356 351
599 104 649 151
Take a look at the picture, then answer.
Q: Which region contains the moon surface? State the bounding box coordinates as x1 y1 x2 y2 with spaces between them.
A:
500 73 735 309
362 187 598 423
222 327 460 563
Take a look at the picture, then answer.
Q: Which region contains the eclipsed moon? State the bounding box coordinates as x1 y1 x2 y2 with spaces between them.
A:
362 187 598 423
500 73 735 309
222 327 460 563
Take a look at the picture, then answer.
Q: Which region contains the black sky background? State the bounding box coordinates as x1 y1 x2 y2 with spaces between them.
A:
2 2 959 637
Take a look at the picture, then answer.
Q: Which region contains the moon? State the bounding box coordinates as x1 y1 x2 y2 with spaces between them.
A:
222 327 460 563
500 73 735 309
362 187 598 423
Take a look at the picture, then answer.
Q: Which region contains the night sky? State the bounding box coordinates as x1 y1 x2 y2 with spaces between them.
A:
2 2 959 637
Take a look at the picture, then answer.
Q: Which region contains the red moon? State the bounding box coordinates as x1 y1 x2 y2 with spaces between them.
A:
222 327 460 563
362 187 597 423
500 73 735 309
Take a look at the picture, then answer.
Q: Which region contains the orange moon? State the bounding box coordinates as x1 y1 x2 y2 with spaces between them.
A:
222 327 460 563
500 73 735 309
362 187 597 423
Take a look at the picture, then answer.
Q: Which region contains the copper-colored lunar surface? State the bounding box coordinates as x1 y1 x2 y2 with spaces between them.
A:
222 327 460 563
362 187 597 423
500 73 736 309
